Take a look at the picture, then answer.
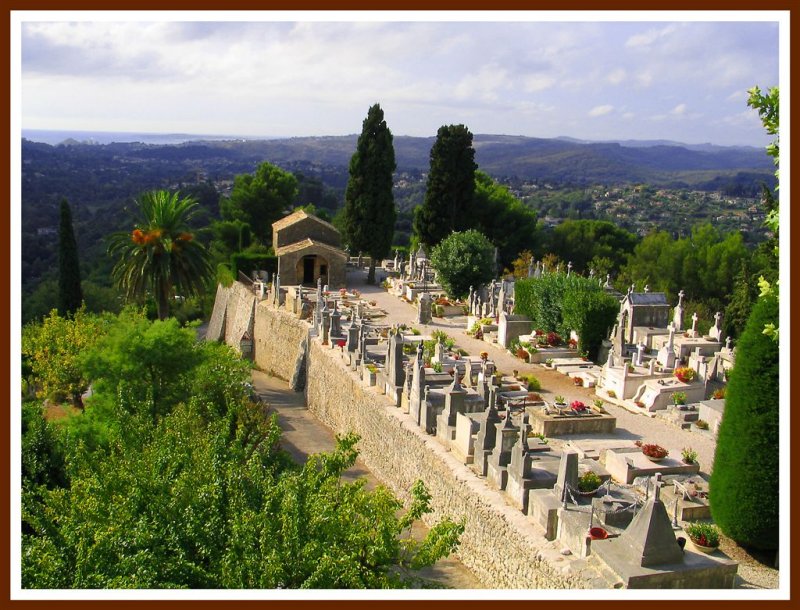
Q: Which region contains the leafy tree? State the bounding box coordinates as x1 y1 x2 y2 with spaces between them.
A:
709 294 778 550
413 125 477 249
430 230 495 299
82 312 204 421
342 103 397 284
547 219 637 275
220 162 298 245
21 308 108 408
747 85 779 341
57 199 83 316
22 402 67 490
108 190 212 320
471 171 539 270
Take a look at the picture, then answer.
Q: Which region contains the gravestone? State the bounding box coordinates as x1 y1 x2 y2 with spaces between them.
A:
417 292 432 324
673 289 685 330
472 401 502 477
436 374 467 443
553 450 579 505
709 311 723 341
486 411 519 490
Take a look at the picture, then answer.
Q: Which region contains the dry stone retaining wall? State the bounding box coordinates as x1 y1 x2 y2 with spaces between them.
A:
209 285 601 588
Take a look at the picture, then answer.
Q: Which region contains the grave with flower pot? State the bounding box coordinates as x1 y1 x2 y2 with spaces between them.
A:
604 445 700 485
589 474 738 588
527 400 617 437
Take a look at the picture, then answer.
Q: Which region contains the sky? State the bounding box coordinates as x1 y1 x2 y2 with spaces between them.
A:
17 12 784 146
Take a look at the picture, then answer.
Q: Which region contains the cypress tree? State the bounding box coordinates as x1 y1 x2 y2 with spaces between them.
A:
709 293 779 550
413 124 477 249
342 103 397 285
57 198 83 316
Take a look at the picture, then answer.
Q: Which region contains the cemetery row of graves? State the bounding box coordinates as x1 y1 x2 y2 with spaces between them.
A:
231 251 743 588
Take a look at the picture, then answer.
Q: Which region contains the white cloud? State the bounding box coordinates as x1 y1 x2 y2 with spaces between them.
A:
625 24 678 48
671 103 687 116
607 68 626 85
589 105 614 117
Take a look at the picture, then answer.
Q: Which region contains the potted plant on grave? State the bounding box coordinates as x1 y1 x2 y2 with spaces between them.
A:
672 391 687 406
516 346 529 361
480 351 489 361
684 522 720 553
545 358 554 367
580 350 589 361
573 377 583 387
592 399 606 413
641 443 669 462
712 388 726 399
577 471 603 495
554 395 566 407
675 367 696 383
681 447 698 465
567 338 578 349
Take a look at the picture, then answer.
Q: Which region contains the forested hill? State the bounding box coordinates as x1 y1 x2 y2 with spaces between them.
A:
24 133 774 189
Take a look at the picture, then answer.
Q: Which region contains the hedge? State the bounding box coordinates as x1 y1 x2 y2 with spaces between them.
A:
514 273 608 339
709 294 779 550
561 289 619 360
230 253 278 279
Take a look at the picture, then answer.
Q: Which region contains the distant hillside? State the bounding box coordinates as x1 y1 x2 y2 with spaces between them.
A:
190 133 773 189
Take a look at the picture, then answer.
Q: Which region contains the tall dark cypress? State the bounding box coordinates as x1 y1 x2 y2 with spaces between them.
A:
342 103 397 284
413 124 477 249
58 198 83 316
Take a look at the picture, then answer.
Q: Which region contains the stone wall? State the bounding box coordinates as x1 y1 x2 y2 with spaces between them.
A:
253 301 308 381
305 338 598 589
211 288 604 588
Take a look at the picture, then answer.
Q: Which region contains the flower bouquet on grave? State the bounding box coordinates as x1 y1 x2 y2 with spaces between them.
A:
570 400 588 414
675 367 696 383
573 377 583 386
547 331 562 347
480 351 489 361
641 443 669 462
567 338 578 349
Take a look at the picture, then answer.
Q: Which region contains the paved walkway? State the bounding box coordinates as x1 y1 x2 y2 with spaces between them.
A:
351 269 718 476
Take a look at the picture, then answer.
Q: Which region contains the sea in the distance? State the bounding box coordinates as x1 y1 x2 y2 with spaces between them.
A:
22 129 271 146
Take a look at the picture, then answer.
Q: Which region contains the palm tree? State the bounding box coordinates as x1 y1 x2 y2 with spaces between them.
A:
109 190 212 320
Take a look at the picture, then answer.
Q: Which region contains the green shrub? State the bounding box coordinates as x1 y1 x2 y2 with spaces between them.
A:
525 375 541 392
709 294 778 550
230 252 278 278
577 471 602 492
561 289 619 360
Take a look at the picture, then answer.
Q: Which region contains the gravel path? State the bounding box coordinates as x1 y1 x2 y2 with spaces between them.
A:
351 269 779 589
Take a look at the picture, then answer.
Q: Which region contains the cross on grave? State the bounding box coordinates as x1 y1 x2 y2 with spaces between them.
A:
691 312 699 334
643 284 650 293
677 289 685 307
604 273 611 288
725 336 732 351
589 268 595 279
567 261 572 277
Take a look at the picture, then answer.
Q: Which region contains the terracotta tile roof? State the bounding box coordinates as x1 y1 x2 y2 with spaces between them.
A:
274 238 348 258
271 209 340 234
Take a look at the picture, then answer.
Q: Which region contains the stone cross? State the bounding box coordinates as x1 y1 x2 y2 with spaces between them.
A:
636 343 646 366
691 312 699 334
725 336 732 351
604 273 611 288
677 289 685 307
643 284 650 293
589 268 595 279
566 261 572 277
606 349 615 369
667 324 675 349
